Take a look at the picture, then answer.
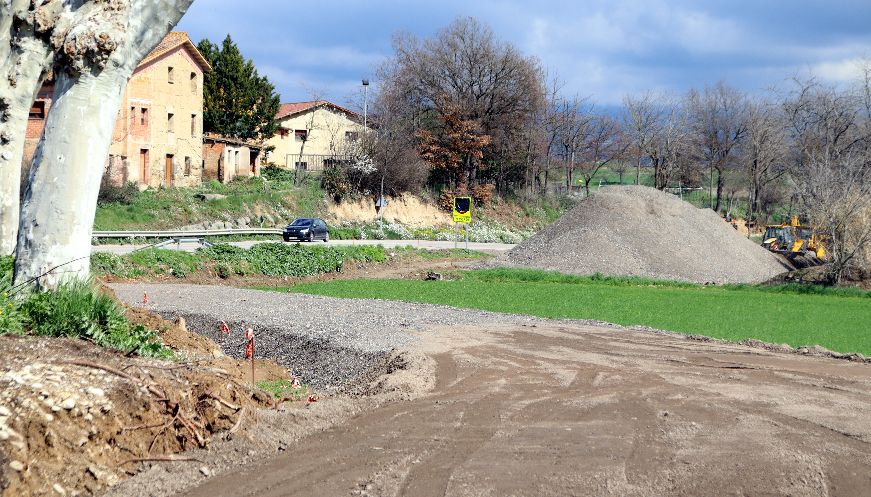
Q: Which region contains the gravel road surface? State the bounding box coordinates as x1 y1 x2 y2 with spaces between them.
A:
95 239 515 255
111 283 542 390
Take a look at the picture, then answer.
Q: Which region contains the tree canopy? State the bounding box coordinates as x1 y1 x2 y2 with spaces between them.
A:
198 35 280 140
383 17 545 191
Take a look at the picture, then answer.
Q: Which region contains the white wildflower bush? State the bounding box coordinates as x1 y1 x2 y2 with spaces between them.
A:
350 154 376 175
432 221 532 243
328 219 532 243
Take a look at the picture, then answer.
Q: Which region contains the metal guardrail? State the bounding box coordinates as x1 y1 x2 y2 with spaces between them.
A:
92 228 282 239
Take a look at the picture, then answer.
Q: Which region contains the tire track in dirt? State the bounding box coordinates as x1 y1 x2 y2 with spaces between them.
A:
177 322 871 496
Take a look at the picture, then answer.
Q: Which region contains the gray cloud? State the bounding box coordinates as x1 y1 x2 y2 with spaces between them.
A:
177 0 871 105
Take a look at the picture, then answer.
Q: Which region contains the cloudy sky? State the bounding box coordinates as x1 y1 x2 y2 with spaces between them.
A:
177 0 871 108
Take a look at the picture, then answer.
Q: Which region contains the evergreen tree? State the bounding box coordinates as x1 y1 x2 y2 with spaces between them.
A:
198 35 280 140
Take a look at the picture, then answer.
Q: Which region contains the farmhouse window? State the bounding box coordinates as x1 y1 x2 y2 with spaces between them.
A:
168 66 174 83
167 112 175 132
190 72 197 93
184 156 192 176
191 114 197 137
141 108 148 126
295 130 308 142
345 131 359 142
29 101 46 119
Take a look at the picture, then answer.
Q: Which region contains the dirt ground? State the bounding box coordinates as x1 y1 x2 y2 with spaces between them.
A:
0 299 304 497
179 323 871 497
328 194 450 226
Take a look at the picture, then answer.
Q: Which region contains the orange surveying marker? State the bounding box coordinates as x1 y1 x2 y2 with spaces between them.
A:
143 292 148 304
220 321 230 335
244 328 255 386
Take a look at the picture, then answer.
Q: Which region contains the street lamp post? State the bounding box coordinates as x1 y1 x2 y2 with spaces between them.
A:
362 78 369 130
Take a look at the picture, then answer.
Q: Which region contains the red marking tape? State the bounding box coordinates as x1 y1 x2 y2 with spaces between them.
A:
220 321 230 335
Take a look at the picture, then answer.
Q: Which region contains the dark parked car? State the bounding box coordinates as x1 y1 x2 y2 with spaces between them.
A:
283 218 329 242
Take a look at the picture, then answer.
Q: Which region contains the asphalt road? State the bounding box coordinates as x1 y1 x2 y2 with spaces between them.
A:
92 239 515 255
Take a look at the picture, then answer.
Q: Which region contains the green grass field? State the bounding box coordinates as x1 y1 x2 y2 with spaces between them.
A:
280 269 871 355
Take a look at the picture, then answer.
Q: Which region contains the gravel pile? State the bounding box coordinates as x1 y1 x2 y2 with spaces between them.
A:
110 284 544 390
500 185 791 284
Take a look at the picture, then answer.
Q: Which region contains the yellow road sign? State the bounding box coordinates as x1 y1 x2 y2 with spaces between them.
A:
452 197 472 223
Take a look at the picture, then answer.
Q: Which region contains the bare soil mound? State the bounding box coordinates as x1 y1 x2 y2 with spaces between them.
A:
501 185 791 284
0 296 302 497
328 193 450 226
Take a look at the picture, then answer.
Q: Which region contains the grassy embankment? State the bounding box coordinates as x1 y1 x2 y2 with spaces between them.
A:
281 268 871 356
93 174 556 243
0 257 171 357
94 175 326 231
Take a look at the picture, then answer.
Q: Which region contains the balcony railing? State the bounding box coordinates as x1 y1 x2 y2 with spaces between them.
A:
282 154 355 172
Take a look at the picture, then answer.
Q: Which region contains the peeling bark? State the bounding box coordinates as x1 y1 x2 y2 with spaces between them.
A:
14 0 194 288
0 0 60 255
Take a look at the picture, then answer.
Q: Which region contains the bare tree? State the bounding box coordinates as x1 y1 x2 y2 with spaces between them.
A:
532 75 564 194
685 82 749 212
363 86 428 197
553 96 589 192
781 74 871 282
13 0 195 289
576 113 628 196
649 97 690 190
740 98 787 233
622 91 660 186
621 92 690 191
611 160 629 185
387 17 544 190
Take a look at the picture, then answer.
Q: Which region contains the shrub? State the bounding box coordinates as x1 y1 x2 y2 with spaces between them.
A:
19 280 171 358
472 184 495 206
98 181 140 205
128 249 202 278
243 243 342 277
0 262 171 359
261 165 295 183
321 163 352 202
438 188 458 211
0 257 24 334
328 225 360 240
337 245 387 263
200 243 247 263
214 263 230 279
90 252 142 279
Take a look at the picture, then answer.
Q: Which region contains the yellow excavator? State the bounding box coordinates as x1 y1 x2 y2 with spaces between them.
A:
761 216 828 266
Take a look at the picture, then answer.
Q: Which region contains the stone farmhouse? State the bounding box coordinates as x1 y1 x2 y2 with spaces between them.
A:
267 100 364 172
26 35 367 191
25 32 234 189
202 133 262 183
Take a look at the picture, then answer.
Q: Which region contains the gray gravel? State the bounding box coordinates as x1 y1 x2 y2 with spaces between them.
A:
110 283 545 391
499 185 793 284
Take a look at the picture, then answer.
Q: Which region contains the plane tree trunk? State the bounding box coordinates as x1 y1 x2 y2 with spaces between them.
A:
14 0 194 289
0 1 61 255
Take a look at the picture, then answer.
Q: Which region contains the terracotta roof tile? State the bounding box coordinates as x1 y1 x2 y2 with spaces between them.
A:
275 100 360 122
139 32 212 72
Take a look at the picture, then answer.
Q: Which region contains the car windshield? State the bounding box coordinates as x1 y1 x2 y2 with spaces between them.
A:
290 219 313 227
